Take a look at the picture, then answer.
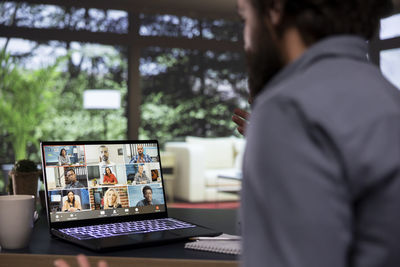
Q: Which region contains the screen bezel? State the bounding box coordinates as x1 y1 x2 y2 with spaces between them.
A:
40 140 169 229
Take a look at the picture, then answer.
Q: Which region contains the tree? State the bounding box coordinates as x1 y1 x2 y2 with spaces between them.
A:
0 49 59 160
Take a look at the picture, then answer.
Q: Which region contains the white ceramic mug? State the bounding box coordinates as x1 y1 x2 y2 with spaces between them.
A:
0 195 35 249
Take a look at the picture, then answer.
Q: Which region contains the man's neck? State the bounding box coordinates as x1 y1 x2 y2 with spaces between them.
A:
279 27 308 64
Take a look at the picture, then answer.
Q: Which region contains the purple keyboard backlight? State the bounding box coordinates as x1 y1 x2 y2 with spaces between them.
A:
59 218 196 240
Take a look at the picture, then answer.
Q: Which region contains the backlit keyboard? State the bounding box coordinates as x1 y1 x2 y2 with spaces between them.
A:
59 218 196 240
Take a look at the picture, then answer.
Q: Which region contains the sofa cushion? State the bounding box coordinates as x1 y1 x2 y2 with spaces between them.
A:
204 168 242 187
186 136 234 169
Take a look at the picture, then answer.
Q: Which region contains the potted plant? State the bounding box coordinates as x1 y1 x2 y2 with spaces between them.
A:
9 159 41 197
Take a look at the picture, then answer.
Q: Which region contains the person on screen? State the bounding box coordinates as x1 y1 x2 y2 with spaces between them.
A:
65 169 85 189
136 186 159 207
98 145 115 166
103 188 122 209
129 144 152 163
62 191 81 212
58 148 71 166
134 165 150 184
151 169 159 182
103 167 118 185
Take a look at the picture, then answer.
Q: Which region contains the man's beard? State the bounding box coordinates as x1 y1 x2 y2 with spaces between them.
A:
246 20 284 99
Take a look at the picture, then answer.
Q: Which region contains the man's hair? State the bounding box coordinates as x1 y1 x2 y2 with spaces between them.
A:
99 145 108 150
251 0 393 44
142 185 152 195
66 168 75 174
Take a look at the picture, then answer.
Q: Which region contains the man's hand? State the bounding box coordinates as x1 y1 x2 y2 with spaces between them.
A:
54 254 108 267
232 108 250 136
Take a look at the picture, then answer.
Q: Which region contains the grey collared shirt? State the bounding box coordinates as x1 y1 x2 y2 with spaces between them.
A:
65 180 85 189
242 36 400 267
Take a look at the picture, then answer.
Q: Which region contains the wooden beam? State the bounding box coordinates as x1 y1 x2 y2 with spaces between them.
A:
127 12 141 140
0 25 130 46
137 36 243 52
375 36 400 50
0 25 243 51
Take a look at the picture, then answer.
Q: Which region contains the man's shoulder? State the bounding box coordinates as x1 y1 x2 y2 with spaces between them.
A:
256 59 400 135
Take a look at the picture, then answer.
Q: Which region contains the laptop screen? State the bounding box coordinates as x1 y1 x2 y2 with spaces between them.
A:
41 141 166 223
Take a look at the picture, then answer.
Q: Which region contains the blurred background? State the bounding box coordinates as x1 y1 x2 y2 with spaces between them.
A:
0 0 399 203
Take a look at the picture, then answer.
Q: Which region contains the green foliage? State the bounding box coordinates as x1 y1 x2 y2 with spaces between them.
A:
140 92 239 145
13 159 38 172
0 49 60 161
0 170 4 193
0 44 128 163
140 47 247 145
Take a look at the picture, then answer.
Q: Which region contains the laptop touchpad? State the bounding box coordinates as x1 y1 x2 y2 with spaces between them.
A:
131 231 179 242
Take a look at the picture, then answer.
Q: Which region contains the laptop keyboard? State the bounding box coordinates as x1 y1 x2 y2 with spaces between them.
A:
59 218 196 240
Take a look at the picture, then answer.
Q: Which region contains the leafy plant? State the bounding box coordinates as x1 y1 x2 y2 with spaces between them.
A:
0 49 60 161
13 159 38 173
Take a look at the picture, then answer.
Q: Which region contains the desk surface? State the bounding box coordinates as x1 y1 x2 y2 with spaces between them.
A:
0 208 240 266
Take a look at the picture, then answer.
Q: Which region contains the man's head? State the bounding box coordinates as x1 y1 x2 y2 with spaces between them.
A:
138 165 144 174
142 185 153 202
238 0 393 98
137 145 144 156
99 145 109 162
66 169 77 184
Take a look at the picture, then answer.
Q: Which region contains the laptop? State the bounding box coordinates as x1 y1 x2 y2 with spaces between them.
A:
40 140 221 251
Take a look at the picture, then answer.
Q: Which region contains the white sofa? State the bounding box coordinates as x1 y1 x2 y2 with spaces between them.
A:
165 136 245 202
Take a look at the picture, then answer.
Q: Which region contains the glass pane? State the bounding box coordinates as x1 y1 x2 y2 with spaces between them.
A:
139 14 242 41
380 48 400 90
139 47 248 145
139 14 200 38
380 13 400 40
0 2 17 25
0 2 128 33
0 38 128 163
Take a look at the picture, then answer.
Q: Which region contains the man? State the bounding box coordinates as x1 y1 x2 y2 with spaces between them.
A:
98 145 115 166
134 164 150 184
64 169 85 189
136 185 159 207
129 144 152 163
237 0 400 266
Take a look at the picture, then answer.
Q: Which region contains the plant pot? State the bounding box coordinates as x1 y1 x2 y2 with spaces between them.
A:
10 171 40 197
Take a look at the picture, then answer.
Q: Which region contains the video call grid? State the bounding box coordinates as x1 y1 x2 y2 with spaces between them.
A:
43 143 166 217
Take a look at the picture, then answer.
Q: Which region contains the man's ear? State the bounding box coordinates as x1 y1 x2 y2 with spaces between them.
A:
263 0 283 27
268 8 281 26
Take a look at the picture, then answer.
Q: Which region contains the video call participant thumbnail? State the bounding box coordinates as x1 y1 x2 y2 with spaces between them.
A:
103 167 118 185
65 168 86 189
99 145 115 166
136 185 161 207
129 144 152 163
62 191 82 212
103 188 122 209
58 148 71 166
134 164 150 184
